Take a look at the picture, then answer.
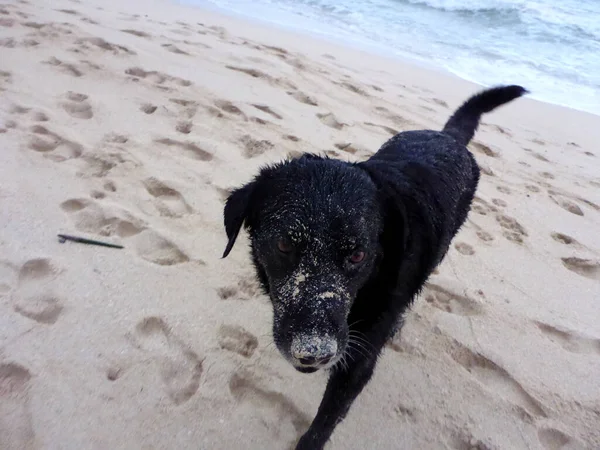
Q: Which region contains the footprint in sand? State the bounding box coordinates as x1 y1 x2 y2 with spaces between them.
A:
154 138 213 161
560 257 600 281
103 133 129 144
537 427 583 450
161 43 189 55
0 69 12 91
476 230 494 243
218 325 258 358
61 197 190 265
470 141 499 158
60 91 93 119
423 283 482 316
334 142 363 155
125 67 191 88
549 194 584 216
336 80 369 96
496 214 528 244
229 370 310 443
32 111 49 122
60 198 145 238
143 177 192 217
90 190 105 200
218 276 262 301
103 181 117 193
128 317 202 405
531 138 546 146
42 57 84 78
448 340 546 420
213 99 246 119
11 258 64 324
169 98 198 119
77 148 140 178
476 162 495 177
535 321 600 355
140 103 157 114
525 184 541 193
239 134 274 158
224 65 284 87
2 37 40 49
364 122 398 136
317 112 345 130
132 230 190 266
530 151 550 162
0 363 35 449
175 121 192 134
56 8 79 15
449 430 494 450
10 104 30 115
121 29 151 38
454 242 475 256
250 116 270 126
251 104 282 120
26 125 83 162
10 106 48 123
75 37 135 56
551 232 578 246
287 90 318 106
0 118 17 133
492 198 508 208
470 197 497 216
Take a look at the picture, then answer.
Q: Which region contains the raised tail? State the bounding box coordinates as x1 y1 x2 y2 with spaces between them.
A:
442 85 528 146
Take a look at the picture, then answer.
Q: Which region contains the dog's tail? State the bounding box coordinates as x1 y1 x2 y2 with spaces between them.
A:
442 85 528 146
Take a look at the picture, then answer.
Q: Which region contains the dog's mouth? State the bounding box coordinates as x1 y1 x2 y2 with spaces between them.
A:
296 366 320 374
291 353 340 373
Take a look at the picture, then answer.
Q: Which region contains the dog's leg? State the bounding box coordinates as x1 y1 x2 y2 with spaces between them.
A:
295 313 399 450
295 353 378 450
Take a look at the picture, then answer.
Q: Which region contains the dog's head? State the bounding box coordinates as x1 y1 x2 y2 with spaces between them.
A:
222 155 407 373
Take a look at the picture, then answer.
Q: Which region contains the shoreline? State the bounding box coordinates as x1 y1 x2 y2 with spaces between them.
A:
182 0 600 118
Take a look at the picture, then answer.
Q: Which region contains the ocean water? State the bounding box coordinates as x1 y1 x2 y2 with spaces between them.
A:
186 0 600 115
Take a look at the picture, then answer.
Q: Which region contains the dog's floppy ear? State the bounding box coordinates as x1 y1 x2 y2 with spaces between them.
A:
222 181 256 258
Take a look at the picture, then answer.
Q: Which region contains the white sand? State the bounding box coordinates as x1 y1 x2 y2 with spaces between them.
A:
1 0 599 449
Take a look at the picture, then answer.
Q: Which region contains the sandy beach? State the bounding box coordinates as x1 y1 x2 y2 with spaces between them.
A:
1 0 599 449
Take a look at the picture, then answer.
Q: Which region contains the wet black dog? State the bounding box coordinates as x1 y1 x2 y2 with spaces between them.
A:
222 85 527 449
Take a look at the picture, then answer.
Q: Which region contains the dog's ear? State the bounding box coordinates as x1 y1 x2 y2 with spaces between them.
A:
222 181 257 258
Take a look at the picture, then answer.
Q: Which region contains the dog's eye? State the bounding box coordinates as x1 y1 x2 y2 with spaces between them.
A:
277 239 294 254
349 250 366 264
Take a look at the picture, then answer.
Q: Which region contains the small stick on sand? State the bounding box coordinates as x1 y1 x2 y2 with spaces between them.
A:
57 234 124 249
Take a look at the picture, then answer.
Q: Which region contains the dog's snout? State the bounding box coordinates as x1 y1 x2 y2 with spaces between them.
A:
291 335 337 368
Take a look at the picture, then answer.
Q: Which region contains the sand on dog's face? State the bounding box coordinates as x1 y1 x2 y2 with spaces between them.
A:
0 0 599 449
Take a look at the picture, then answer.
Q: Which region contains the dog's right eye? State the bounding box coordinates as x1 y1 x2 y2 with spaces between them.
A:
277 239 294 254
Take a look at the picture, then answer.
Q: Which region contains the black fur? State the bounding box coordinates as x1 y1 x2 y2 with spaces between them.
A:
222 85 527 449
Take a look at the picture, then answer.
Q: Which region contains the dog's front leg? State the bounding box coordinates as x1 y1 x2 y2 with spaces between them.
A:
295 350 379 450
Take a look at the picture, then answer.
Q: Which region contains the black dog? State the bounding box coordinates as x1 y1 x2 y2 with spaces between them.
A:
222 85 527 449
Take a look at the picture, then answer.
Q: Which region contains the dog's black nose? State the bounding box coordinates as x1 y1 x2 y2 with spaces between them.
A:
298 355 332 366
291 335 338 368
